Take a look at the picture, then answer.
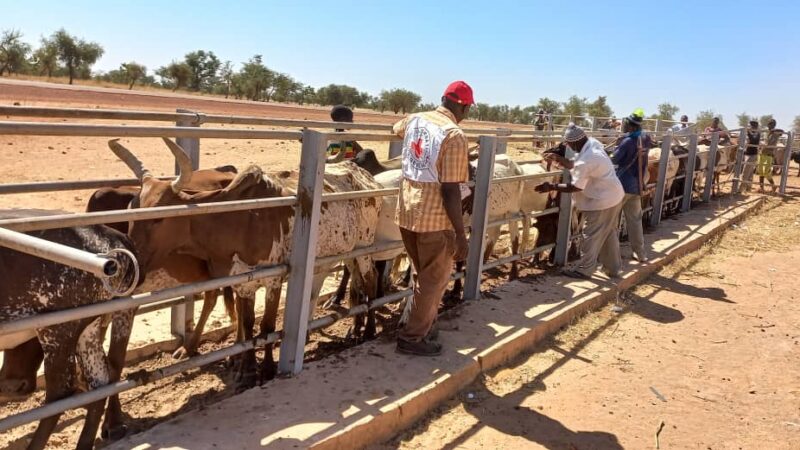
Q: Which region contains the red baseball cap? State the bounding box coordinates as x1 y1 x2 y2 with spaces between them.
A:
443 81 475 105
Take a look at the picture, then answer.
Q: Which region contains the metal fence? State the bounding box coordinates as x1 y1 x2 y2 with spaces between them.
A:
0 106 793 434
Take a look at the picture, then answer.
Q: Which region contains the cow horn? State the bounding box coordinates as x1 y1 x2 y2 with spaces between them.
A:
162 138 194 192
108 139 152 182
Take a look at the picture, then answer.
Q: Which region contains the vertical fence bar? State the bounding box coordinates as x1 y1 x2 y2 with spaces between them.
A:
388 141 403 159
278 129 326 375
779 131 794 194
649 134 673 227
702 132 719 202
732 128 747 194
553 146 575 266
464 136 497 301
682 134 698 212
495 128 510 154
170 108 201 341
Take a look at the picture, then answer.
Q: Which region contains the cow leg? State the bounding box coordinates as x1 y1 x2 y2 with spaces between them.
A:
102 309 135 441
375 259 388 300
445 261 466 305
174 289 219 360
234 295 257 391
0 338 43 400
75 317 112 450
508 222 521 280
27 324 83 450
349 257 378 340
257 284 281 384
325 266 350 309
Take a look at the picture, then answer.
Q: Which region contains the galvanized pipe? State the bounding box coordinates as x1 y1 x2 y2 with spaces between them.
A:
0 227 119 278
490 171 563 185
482 244 556 271
0 265 288 337
0 121 302 140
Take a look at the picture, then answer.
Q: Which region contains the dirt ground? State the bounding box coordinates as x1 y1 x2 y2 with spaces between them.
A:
373 196 800 450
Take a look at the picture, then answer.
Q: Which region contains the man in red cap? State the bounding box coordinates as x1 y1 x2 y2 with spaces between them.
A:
391 81 473 356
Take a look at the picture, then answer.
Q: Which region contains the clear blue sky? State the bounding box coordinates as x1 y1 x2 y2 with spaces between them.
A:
4 0 799 126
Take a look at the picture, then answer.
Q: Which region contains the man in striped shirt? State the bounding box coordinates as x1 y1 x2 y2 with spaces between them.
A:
392 81 473 356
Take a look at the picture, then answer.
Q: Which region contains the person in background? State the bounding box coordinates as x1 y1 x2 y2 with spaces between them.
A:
534 109 549 131
759 119 783 192
392 81 473 356
611 110 652 262
740 119 761 193
535 124 625 279
326 105 364 163
702 117 730 145
670 115 692 146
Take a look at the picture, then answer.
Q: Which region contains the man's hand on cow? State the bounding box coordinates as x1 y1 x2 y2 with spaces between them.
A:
454 233 468 262
543 153 568 167
534 182 554 193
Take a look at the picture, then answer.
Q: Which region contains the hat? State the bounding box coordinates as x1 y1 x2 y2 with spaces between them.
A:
628 108 645 125
564 123 587 142
330 105 354 122
443 81 475 105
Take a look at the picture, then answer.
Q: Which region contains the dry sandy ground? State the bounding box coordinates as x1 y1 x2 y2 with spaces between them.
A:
373 197 800 450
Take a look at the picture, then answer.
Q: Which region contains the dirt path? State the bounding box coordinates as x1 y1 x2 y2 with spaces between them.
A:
373 197 800 450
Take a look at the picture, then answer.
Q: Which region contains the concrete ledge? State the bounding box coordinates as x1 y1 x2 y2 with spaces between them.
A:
109 196 764 450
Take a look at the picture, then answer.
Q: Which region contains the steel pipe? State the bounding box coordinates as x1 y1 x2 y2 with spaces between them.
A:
481 244 556 271
0 121 302 140
0 227 119 278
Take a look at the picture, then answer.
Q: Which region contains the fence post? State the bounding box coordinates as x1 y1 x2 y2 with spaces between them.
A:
702 132 719 202
681 134 699 212
655 119 662 134
649 134 672 227
388 140 403 159
170 108 202 342
464 136 497 301
732 128 747 194
779 131 794 194
278 129 326 375
553 147 575 266
495 128 510 154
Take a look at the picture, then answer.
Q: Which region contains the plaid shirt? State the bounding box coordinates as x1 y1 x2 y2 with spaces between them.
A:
393 107 469 232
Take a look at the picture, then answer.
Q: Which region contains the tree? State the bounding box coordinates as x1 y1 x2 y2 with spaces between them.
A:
236 55 273 101
315 84 371 107
759 114 775 128
217 60 234 98
156 61 192 91
183 50 220 92
649 103 680 121
380 88 421 114
120 62 146 89
794 115 800 134
562 95 588 119
415 102 437 113
586 96 614 119
51 29 103 84
32 37 59 77
0 30 32 76
736 112 752 128
695 110 725 131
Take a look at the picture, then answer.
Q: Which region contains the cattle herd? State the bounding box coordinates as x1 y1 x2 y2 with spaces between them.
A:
0 125 787 449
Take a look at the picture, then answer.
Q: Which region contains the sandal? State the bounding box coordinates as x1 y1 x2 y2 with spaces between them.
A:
561 269 590 280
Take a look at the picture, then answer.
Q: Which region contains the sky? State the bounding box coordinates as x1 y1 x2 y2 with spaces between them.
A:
3 0 800 127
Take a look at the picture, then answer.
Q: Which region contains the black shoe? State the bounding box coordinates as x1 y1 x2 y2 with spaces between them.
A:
426 323 440 341
396 338 442 356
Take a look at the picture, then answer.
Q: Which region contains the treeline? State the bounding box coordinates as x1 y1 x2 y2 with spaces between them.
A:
1 28 796 131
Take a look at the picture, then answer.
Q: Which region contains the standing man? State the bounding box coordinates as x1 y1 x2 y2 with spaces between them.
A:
611 110 652 262
702 117 730 145
392 81 473 356
759 119 783 192
533 109 549 149
535 124 625 279
671 115 692 147
740 119 761 193
326 105 365 163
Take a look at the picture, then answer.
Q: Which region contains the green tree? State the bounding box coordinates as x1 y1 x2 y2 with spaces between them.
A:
236 55 273 101
184 50 220 92
315 84 371 107
736 112 752 128
759 114 775 128
695 110 725 130
586 96 613 119
380 88 421 114
156 61 192 91
562 95 588 119
415 102 437 113
0 30 32 76
215 60 234 98
51 29 103 84
32 37 59 77
794 115 800 134
649 103 680 121
120 62 146 89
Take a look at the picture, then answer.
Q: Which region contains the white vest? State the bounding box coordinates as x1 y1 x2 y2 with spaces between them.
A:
401 116 450 183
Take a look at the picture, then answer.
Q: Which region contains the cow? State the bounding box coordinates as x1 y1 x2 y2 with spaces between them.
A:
0 210 139 450
351 149 402 176
108 138 382 389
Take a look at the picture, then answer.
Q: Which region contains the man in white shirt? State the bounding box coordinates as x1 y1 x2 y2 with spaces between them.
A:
535 124 625 279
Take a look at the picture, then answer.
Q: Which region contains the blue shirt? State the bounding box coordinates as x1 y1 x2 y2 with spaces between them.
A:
611 133 651 195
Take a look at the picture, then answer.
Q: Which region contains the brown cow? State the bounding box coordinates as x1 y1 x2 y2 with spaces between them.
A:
108 138 382 389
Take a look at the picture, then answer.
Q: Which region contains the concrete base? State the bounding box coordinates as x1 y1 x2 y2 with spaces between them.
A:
108 196 764 450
